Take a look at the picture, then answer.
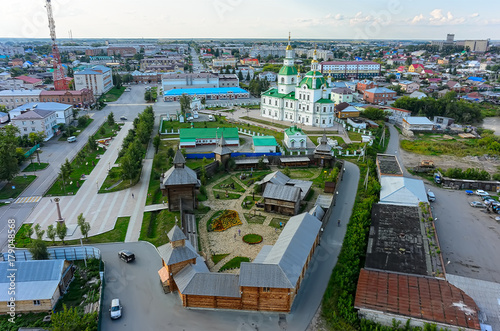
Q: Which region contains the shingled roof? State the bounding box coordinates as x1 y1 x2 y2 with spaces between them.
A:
162 151 200 187
263 183 301 203
213 133 232 156
355 269 481 331
157 240 199 266
167 225 186 242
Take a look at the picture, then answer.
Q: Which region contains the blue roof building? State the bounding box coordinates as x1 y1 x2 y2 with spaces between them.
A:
163 87 249 101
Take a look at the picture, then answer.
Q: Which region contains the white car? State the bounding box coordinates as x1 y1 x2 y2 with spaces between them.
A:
475 190 489 196
470 201 486 208
110 298 122 319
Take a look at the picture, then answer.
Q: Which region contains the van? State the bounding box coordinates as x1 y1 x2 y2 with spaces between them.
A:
118 250 135 263
427 191 436 202
67 136 76 143
109 299 122 319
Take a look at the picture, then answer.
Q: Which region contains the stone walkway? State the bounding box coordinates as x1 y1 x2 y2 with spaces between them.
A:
198 167 325 272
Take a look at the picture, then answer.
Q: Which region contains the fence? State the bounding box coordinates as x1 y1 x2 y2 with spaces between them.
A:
97 260 105 331
2 246 101 261
321 161 345 228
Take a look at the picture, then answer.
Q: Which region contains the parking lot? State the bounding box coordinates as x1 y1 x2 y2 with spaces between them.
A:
428 185 500 283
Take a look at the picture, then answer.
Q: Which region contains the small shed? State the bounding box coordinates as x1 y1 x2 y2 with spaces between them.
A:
262 183 301 215
253 136 278 153
279 157 310 167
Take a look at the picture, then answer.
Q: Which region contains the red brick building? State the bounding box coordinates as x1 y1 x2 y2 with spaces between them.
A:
240 58 260 66
40 89 95 108
107 47 137 57
356 79 376 93
363 87 396 105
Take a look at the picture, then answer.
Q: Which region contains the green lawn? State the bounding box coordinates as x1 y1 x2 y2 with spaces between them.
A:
241 195 261 209
212 190 241 200
347 131 363 141
45 147 106 196
0 313 48 331
269 217 288 229
93 122 122 140
240 171 271 186
216 176 246 192
240 116 289 129
289 168 316 179
212 253 229 264
219 256 250 271
186 157 214 170
22 162 49 172
243 234 263 244
99 167 140 193
244 213 266 224
0 175 36 199
14 217 130 248
57 118 94 141
139 210 179 247
102 86 126 102
309 135 346 146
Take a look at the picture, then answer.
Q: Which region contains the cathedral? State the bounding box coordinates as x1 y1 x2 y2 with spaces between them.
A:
260 36 335 128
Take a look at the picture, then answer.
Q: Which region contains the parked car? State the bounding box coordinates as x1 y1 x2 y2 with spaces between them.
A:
118 250 135 263
124 88 131 92
427 191 436 202
208 115 215 121
476 189 489 196
470 201 486 208
120 116 127 121
110 298 122 319
67 136 76 143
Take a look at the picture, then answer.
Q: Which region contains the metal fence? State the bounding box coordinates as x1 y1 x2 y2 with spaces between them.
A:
2 246 101 261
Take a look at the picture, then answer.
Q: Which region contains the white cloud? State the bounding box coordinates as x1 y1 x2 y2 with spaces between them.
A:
411 14 424 24
409 9 467 26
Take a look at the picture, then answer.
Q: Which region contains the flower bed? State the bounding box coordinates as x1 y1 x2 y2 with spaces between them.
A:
208 210 242 232
242 234 263 245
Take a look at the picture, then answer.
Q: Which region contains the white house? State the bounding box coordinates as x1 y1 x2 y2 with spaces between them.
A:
258 71 277 82
0 112 9 123
253 136 278 153
330 88 353 104
284 126 307 150
0 90 42 110
409 91 427 99
74 65 113 96
10 102 72 126
11 108 58 140
402 117 434 131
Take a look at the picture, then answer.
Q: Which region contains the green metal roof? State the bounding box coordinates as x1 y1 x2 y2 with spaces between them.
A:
262 88 288 98
285 126 305 136
299 71 327 90
316 98 334 104
253 136 278 146
284 92 296 100
180 127 239 141
278 65 298 76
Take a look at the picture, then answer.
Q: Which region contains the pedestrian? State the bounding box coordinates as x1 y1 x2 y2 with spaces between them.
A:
238 229 241 236
132 193 134 199
338 219 341 227
162 200 165 206
234 233 236 240
50 199 53 203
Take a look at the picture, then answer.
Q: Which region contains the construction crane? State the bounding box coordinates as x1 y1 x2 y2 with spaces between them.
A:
45 0 70 90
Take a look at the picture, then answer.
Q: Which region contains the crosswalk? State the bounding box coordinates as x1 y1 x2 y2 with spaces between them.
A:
14 196 42 204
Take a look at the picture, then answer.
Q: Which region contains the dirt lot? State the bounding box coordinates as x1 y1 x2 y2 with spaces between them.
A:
399 145 500 174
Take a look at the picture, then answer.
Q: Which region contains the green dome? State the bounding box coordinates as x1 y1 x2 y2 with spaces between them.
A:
278 65 298 76
299 71 327 90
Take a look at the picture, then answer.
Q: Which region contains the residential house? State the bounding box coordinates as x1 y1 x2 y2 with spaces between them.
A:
446 80 462 91
356 79 376 93
463 92 484 103
408 64 425 73
336 103 360 118
107 46 137 57
363 87 396 105
11 102 72 126
398 80 419 93
240 58 259 66
13 76 43 89
253 136 278 153
0 90 42 110
0 260 74 314
0 112 8 123
160 150 200 212
402 117 434 132
218 74 239 88
330 88 353 104
10 108 58 140
433 116 454 128
409 91 427 99
212 57 237 68
258 71 277 82
262 183 301 215
74 65 113 96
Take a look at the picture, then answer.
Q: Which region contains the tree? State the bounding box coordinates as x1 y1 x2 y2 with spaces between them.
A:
34 224 45 240
56 222 68 244
405 57 413 66
0 125 20 181
107 112 115 126
179 94 191 117
77 213 91 240
87 135 98 151
238 71 244 81
28 131 46 146
28 240 49 260
120 153 140 184
72 108 78 121
26 225 34 242
282 166 290 177
51 304 98 331
47 224 56 244
153 134 161 154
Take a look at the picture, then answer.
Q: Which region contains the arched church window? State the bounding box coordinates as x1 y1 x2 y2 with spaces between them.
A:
281 78 285 83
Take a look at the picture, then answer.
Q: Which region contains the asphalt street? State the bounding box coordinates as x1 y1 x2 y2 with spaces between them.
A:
99 162 359 331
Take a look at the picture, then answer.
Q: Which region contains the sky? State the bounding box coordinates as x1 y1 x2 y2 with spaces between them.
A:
1 0 499 40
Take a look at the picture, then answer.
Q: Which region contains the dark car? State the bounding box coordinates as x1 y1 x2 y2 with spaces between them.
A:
120 116 127 121
118 250 135 263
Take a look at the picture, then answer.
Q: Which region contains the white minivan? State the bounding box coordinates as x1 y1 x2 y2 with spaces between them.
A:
67 136 76 143
208 115 215 121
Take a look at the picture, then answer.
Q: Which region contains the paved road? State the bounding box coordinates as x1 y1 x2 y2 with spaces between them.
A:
99 162 359 331
0 84 153 251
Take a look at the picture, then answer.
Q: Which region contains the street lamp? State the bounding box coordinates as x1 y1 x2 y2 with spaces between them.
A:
80 236 87 267
85 162 89 175
334 191 339 206
96 181 99 190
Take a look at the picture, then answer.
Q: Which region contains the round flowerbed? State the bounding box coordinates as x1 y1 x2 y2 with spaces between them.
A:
242 234 263 245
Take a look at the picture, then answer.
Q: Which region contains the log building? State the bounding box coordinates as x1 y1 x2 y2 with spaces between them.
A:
157 213 322 312
160 150 200 212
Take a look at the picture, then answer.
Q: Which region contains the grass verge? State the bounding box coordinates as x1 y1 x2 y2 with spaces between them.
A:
219 256 250 271
139 210 179 247
0 175 36 199
102 86 126 102
212 253 229 264
22 162 49 172
269 217 288 229
244 213 266 224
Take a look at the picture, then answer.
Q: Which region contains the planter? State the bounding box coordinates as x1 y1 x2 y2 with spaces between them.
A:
242 234 263 245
